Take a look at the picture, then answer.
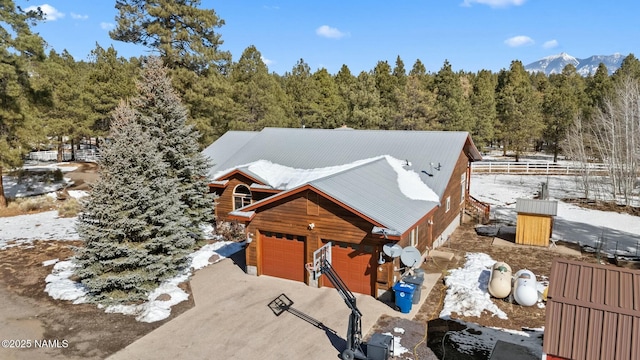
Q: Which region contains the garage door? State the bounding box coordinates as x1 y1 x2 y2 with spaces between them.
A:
322 241 374 296
261 232 305 282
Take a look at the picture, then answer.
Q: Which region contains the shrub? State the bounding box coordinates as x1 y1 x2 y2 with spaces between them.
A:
53 168 64 182
58 197 80 218
16 196 56 212
215 221 246 242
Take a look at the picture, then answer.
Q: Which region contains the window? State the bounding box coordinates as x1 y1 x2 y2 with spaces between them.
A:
233 185 252 210
445 196 451 213
460 173 466 205
410 227 419 247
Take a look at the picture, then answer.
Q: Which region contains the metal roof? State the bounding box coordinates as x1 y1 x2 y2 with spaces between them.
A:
544 258 640 360
201 131 258 178
515 198 558 216
309 157 439 234
234 157 439 234
202 127 481 198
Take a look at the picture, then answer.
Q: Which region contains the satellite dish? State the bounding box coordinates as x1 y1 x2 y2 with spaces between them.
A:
400 246 422 268
382 243 403 258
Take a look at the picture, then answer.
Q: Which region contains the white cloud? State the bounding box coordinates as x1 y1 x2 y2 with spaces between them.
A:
25 4 64 21
261 56 274 66
100 22 115 30
504 35 534 47
316 25 347 39
543 39 559 49
70 12 88 20
462 0 526 8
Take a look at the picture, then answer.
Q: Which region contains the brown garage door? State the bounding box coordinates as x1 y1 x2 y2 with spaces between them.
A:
323 241 374 296
261 232 305 282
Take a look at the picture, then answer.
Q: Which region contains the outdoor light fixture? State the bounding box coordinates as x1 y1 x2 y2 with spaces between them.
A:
308 223 315 230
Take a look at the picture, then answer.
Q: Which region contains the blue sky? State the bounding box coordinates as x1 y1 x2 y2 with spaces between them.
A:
18 0 639 75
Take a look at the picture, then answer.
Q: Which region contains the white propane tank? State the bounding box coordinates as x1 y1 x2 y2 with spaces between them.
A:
512 269 538 306
488 262 512 299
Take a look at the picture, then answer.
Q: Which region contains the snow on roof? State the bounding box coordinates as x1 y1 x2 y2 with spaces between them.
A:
215 155 439 202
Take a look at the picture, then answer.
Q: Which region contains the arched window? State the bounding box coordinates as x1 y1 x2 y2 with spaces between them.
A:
233 185 252 210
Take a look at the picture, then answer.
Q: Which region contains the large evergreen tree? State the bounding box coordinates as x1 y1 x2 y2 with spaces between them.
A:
37 50 89 161
229 46 294 130
310 68 347 128
0 1 46 207
495 61 543 161
285 59 318 128
110 0 230 74
434 60 473 131
131 56 214 236
542 65 585 162
470 70 497 148
75 103 193 304
83 44 138 136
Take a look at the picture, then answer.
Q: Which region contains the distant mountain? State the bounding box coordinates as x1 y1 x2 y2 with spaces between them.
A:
525 53 626 76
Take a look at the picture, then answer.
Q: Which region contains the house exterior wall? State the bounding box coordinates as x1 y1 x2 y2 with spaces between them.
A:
211 174 257 221
428 150 470 248
515 214 552 246
243 189 394 297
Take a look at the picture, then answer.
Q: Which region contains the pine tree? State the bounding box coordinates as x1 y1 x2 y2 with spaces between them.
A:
75 103 193 304
495 61 543 161
83 44 138 136
310 68 348 128
0 1 46 207
229 46 294 130
131 57 214 236
543 65 585 162
110 0 230 74
470 70 497 148
434 60 473 132
285 59 318 128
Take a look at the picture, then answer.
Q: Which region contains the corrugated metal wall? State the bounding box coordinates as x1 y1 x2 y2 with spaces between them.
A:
544 259 640 360
515 214 552 246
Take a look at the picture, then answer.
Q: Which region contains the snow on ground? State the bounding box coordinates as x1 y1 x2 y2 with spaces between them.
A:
471 174 640 256
383 331 411 357
0 211 80 249
1 162 76 199
44 240 245 323
2 161 639 347
440 253 508 320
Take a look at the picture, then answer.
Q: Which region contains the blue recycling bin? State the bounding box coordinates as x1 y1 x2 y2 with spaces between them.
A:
393 282 416 313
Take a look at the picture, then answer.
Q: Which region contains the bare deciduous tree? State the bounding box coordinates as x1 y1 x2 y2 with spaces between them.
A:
564 75 640 206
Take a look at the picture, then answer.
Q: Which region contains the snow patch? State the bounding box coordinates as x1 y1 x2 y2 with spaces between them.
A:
440 253 508 319
43 240 244 323
42 258 59 266
44 261 87 303
383 332 409 356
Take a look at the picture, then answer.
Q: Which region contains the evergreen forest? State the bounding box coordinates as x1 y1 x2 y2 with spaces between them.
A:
2 0 640 207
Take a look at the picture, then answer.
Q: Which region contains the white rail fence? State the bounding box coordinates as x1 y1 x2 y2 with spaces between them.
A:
472 161 609 175
27 149 100 162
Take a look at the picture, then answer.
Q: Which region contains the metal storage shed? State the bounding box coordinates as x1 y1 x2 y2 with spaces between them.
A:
515 198 558 247
544 258 640 360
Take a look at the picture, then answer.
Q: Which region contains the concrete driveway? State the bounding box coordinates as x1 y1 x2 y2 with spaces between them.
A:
108 249 443 360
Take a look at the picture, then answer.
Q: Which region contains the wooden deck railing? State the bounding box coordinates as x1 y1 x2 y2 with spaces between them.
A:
466 194 490 224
